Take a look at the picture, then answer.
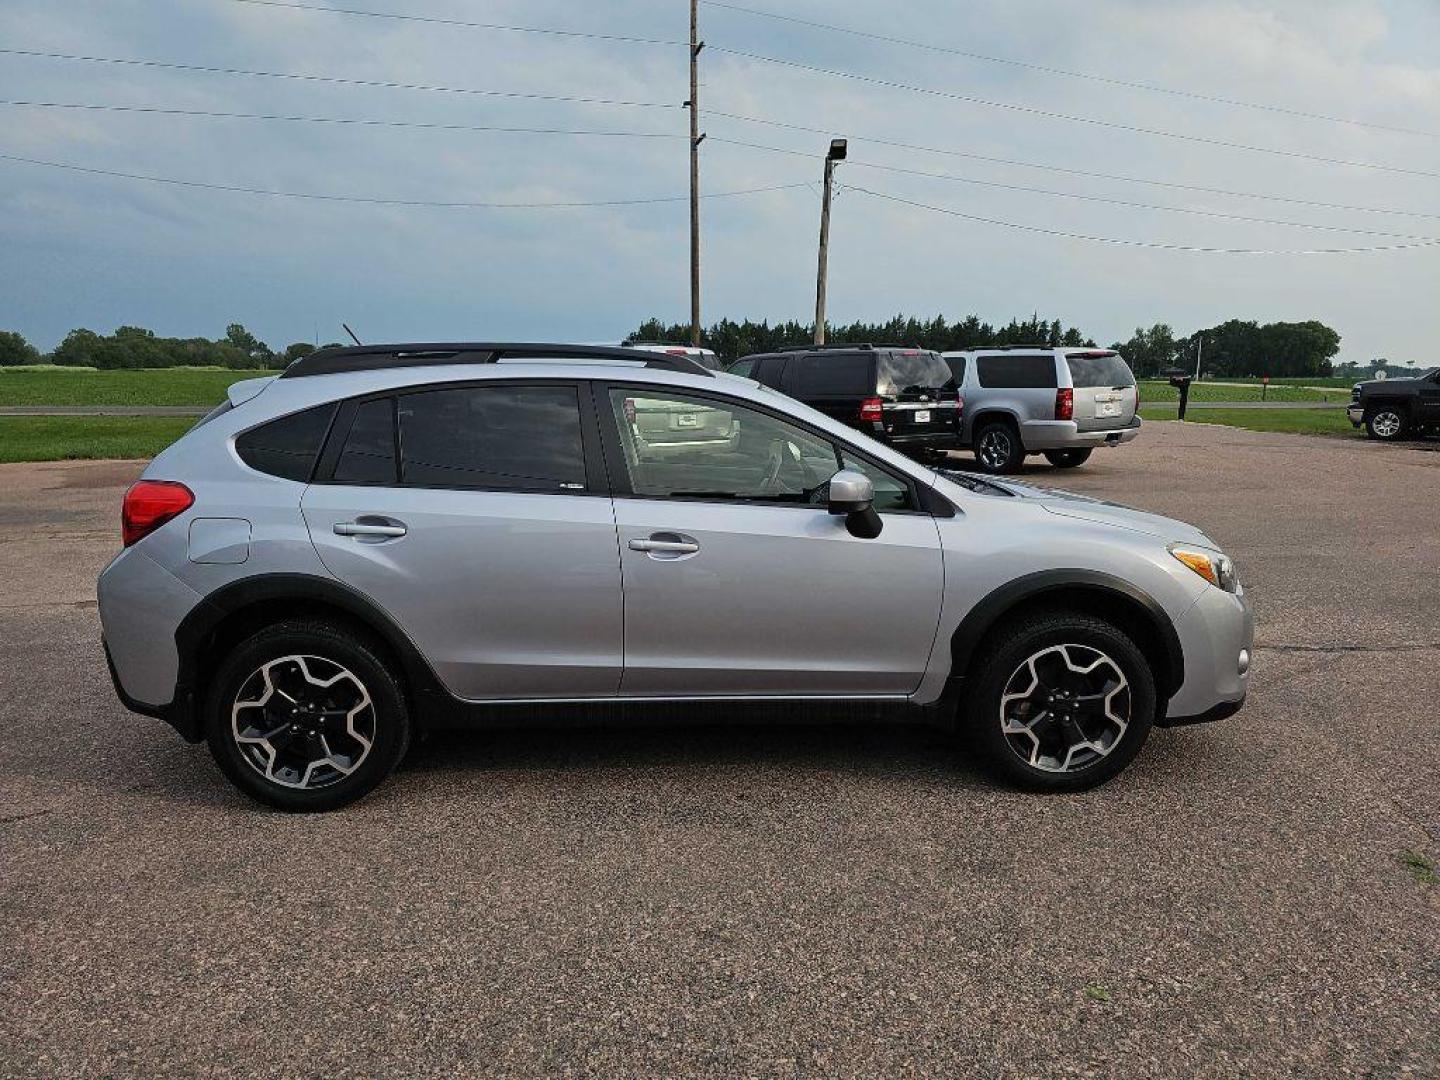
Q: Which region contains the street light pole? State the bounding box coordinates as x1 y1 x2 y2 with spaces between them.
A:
813 138 847 346
687 0 704 348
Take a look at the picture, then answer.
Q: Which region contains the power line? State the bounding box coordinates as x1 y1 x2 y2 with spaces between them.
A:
0 48 680 110
705 122 1440 221
0 150 808 207
839 183 1440 255
225 0 685 46
708 48 1440 180
701 0 1437 140
0 100 682 139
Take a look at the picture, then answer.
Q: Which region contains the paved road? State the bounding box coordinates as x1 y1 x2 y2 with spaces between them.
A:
1 423 1436 1078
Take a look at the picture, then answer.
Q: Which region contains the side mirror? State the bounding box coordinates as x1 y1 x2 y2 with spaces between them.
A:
826 469 883 539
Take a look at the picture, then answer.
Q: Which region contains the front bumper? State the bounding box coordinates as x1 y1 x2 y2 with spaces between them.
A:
1159 584 1253 726
1346 404 1364 427
1020 417 1142 451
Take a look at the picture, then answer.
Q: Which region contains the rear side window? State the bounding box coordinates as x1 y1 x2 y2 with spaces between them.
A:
944 356 966 384
398 384 586 491
333 399 398 484
235 403 336 482
976 355 1057 389
791 353 873 396
1066 351 1135 388
878 351 952 395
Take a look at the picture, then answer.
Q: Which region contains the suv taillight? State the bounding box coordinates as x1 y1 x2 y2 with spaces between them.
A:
1055 388 1074 421
859 397 883 423
122 480 193 547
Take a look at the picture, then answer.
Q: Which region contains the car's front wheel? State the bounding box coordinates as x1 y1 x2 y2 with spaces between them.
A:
961 611 1156 791
973 421 1025 474
1365 407 1408 441
1043 448 1093 468
205 619 410 811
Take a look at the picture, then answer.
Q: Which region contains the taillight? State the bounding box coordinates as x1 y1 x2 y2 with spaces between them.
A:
859 397 883 423
956 393 965 412
1055 388 1074 421
122 480 193 547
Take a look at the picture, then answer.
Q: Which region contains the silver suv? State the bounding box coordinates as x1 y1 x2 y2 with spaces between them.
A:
943 347 1141 473
98 343 1250 811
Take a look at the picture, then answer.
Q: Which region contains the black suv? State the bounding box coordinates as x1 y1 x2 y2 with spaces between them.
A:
1347 368 1440 441
730 344 962 459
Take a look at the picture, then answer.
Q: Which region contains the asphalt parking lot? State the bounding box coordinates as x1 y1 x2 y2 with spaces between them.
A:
2 420 1436 1078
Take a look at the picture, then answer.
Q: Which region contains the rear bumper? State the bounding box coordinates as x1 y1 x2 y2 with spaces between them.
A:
868 427 965 452
1019 417 1142 451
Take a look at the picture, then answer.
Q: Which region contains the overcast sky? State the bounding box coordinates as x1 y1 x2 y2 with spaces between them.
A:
1 0 1437 363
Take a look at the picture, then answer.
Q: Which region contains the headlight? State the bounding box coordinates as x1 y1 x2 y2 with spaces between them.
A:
1170 545 1240 593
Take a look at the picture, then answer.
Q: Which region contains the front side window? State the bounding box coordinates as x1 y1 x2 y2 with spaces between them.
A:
728 358 756 378
839 452 914 512
608 389 839 503
399 384 586 491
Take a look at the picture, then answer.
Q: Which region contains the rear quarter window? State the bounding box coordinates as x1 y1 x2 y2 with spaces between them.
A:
1066 351 1136 388
234 403 337 482
976 355 1058 389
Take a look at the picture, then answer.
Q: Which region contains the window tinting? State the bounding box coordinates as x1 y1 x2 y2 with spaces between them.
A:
333 398 397 484
1066 352 1135 388
398 385 585 490
878 351 952 396
944 356 967 384
235 403 336 482
792 353 873 397
976 355 1057 389
728 358 756 377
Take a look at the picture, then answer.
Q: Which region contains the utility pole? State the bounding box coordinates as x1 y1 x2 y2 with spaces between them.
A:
1194 334 1204 380
687 0 704 348
813 138 847 345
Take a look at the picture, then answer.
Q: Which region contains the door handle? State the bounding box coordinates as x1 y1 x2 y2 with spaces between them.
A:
334 521 407 538
628 538 699 554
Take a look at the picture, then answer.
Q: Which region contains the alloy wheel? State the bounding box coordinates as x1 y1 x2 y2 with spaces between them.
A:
231 654 376 790
978 429 1013 471
999 644 1131 773
1371 411 1402 438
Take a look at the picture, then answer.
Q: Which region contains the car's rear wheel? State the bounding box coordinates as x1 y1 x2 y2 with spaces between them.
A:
1043 448 1093 468
973 421 1025 474
205 619 410 811
1365 407 1408 441
961 611 1155 791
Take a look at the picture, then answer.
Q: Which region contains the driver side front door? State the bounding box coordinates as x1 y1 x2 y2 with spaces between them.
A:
597 384 945 698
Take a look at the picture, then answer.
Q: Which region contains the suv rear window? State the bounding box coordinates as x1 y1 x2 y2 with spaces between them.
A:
397 384 586 491
1066 351 1135 388
976 355 1057 389
235 403 337 482
792 353 873 396
877 350 951 396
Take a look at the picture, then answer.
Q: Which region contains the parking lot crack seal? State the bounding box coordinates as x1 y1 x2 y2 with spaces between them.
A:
1258 642 1440 654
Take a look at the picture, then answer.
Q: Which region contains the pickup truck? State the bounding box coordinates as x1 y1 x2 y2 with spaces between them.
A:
1348 368 1440 440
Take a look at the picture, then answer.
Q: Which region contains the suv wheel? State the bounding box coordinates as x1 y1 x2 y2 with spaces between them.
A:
961 611 1155 792
1043 448 1092 469
205 619 410 811
1365 407 1407 441
974 421 1025 474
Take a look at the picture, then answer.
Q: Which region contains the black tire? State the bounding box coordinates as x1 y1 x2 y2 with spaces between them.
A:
205 619 410 811
1364 407 1408 441
973 420 1026 474
1043 448 1093 469
960 610 1156 792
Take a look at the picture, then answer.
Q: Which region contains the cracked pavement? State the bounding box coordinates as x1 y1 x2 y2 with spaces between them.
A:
0 423 1436 1078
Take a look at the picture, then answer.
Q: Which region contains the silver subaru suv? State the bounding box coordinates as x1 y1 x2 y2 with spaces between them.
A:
98 343 1250 811
943 347 1142 473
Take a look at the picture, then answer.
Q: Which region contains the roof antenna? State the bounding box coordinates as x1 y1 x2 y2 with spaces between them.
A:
342 323 363 346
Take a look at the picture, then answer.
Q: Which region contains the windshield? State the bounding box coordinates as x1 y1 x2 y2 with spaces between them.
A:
878 350 953 395
1066 351 1135 388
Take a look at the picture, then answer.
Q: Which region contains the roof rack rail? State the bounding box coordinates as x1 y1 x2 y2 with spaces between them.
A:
769 342 883 353
965 343 1054 351
279 342 715 379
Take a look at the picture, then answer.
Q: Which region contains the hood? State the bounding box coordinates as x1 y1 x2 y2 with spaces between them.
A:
984 476 1215 546
1354 373 1433 392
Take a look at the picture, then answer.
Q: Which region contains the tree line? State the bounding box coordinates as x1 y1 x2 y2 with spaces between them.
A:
0 325 335 370
1 313 1342 378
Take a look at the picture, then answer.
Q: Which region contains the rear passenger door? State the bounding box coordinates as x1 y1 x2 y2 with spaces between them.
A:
301 381 624 701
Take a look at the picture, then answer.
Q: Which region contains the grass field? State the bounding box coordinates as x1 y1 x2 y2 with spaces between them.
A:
0 367 277 407
1139 405 1358 437
0 417 195 463
1138 380 1351 404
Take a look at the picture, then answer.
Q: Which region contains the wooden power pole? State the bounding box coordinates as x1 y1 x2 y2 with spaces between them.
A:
688 0 704 347
813 139 846 345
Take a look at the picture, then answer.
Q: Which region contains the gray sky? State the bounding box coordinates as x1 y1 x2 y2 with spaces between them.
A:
1 0 1437 363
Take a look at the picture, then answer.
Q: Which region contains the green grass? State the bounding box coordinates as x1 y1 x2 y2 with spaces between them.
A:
0 367 279 407
0 417 194 462
1398 850 1438 886
1140 405 1358 438
1139 380 1351 404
